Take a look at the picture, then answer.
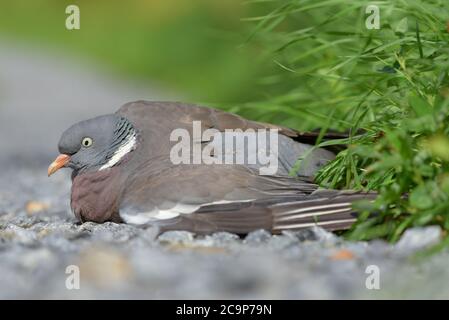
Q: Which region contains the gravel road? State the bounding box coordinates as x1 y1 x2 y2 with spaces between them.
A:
0 41 448 299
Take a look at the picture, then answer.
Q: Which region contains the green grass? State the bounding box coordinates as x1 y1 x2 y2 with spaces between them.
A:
236 0 449 242
1 0 449 243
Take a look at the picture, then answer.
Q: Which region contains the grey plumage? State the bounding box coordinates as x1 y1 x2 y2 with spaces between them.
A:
205 132 335 177
49 100 376 234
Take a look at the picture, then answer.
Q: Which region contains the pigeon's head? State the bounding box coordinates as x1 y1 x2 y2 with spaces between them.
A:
48 114 137 176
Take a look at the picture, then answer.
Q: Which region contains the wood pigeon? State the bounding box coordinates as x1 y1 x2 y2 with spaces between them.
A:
48 101 374 234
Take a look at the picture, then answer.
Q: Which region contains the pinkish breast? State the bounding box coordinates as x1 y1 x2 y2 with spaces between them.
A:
71 167 123 223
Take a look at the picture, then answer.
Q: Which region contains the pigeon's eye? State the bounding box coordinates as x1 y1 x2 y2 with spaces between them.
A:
81 137 93 148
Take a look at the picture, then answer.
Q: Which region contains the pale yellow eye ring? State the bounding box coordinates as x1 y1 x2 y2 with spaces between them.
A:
81 137 93 148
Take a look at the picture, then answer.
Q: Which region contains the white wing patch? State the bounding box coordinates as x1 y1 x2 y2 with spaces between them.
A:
121 212 154 225
120 203 200 225
100 134 137 171
120 199 257 225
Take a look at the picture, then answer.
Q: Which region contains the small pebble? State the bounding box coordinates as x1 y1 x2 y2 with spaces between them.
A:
25 201 50 215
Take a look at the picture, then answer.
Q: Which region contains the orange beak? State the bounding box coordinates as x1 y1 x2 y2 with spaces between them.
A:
48 154 71 177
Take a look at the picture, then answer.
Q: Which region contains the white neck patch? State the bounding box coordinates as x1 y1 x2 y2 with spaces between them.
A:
99 134 137 171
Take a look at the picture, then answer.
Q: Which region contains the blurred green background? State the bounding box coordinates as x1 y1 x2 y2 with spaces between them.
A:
2 1 447 130
0 0 267 103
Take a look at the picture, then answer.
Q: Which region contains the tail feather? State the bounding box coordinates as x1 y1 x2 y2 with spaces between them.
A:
275 218 358 231
274 202 352 220
271 190 376 232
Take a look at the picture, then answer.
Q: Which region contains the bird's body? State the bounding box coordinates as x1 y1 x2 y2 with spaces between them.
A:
49 101 374 234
